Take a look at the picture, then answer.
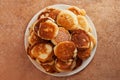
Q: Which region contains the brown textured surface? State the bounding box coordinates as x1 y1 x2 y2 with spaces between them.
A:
0 0 120 80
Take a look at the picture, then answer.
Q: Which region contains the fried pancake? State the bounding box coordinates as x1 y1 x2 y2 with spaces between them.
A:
33 17 53 35
71 29 90 50
51 27 71 45
40 59 54 65
87 32 97 47
77 15 91 32
29 43 53 62
77 40 94 60
57 10 79 30
38 8 60 21
41 64 55 73
55 59 76 72
30 20 40 35
49 9 61 20
68 6 86 16
27 45 33 57
28 31 46 46
38 8 55 19
54 41 77 61
40 59 56 73
77 48 91 60
89 40 94 50
38 19 59 40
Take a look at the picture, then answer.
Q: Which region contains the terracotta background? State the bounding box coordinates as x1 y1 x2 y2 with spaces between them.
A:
0 0 120 80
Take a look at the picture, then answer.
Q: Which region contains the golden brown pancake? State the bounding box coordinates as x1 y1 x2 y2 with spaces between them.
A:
30 20 40 35
57 10 79 30
54 41 77 61
33 17 53 35
41 64 55 73
28 31 46 46
38 8 60 21
68 6 86 16
77 15 91 32
87 32 97 47
38 19 59 40
71 29 90 50
29 43 53 62
40 59 54 65
40 59 56 73
49 9 61 20
68 6 91 32
55 59 76 72
77 48 91 60
27 45 33 57
51 27 71 45
38 8 55 19
77 40 94 60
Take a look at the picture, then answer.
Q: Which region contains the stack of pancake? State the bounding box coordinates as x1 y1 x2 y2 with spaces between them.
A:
27 6 96 73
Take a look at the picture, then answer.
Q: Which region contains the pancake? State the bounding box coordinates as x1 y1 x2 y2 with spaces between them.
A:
71 29 90 50
38 8 60 21
29 43 53 62
49 9 61 20
40 59 56 73
30 20 40 35
77 40 95 60
27 45 33 57
57 10 79 30
40 59 54 65
38 19 59 40
38 8 55 19
28 31 46 46
89 40 94 50
87 32 97 47
77 48 91 60
68 6 86 16
54 41 77 61
51 27 71 45
33 17 53 35
77 15 91 32
41 64 55 73
55 59 76 72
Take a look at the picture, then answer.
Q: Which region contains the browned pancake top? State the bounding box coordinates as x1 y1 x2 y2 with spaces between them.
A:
30 43 52 58
38 8 55 19
71 29 90 49
54 41 76 61
77 49 91 60
28 31 47 45
38 8 60 21
49 9 60 20
52 27 71 45
68 6 81 15
56 59 73 70
39 21 57 40
41 64 55 73
31 43 47 55
34 18 50 34
40 60 55 73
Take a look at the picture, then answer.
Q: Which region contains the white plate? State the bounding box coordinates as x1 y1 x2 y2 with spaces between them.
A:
24 4 97 77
